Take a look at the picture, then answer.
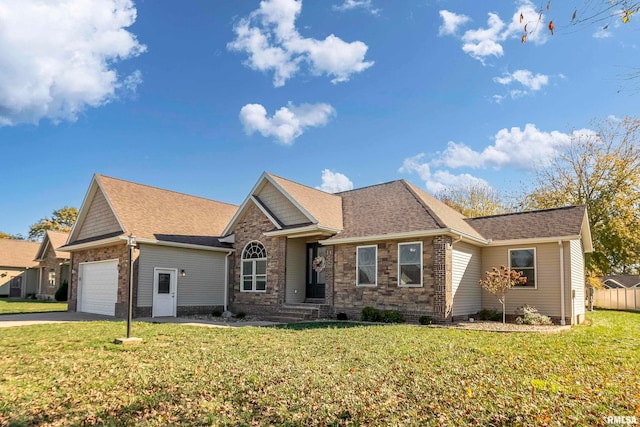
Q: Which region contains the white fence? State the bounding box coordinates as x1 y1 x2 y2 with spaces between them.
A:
594 288 640 311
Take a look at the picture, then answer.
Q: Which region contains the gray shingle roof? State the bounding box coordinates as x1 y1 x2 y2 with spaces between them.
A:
325 180 483 241
465 205 587 241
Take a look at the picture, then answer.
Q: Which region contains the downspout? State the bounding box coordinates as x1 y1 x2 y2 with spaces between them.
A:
224 251 233 312
558 240 566 326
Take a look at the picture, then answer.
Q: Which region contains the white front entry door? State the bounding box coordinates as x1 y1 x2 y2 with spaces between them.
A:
152 268 177 317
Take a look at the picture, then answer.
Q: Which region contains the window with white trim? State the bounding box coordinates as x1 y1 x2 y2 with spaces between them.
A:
48 269 56 287
509 248 536 288
241 241 267 292
398 242 422 286
357 245 377 286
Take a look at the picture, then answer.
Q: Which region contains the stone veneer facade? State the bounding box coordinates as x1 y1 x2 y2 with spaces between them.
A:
68 242 140 318
230 203 287 317
331 236 452 323
37 247 69 301
227 201 455 323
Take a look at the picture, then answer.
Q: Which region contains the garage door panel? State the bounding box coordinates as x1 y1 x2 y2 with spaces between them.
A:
79 261 118 316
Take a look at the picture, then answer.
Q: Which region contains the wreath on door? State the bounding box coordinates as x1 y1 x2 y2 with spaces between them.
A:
312 256 325 273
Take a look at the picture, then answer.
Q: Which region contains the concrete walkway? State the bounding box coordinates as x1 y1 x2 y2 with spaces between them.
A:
0 311 277 328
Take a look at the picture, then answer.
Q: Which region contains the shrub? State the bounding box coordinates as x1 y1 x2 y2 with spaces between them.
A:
477 308 502 321
336 312 348 321
515 305 553 325
360 307 382 322
211 309 223 317
55 281 68 302
419 315 433 325
234 312 246 319
380 310 404 323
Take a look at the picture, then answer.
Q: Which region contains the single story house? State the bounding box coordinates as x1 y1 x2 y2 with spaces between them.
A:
61 174 238 317
64 172 593 325
601 275 640 289
0 239 40 298
34 230 71 300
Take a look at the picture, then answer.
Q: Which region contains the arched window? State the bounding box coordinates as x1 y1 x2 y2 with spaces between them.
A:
241 241 267 292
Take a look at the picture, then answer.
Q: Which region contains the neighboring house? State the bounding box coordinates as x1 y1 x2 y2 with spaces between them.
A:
602 275 640 289
63 172 593 325
224 173 593 325
60 174 238 317
34 230 71 300
0 239 40 298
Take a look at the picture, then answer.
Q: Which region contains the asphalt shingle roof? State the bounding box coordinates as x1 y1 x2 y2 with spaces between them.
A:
0 239 40 268
94 175 238 246
465 205 587 241
267 173 343 230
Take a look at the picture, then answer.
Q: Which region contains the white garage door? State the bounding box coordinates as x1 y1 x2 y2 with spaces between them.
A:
79 260 118 316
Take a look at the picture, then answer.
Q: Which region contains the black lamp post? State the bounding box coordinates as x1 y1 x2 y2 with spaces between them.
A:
126 234 137 338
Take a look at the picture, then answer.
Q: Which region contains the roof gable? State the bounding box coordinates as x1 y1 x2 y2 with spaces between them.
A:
223 172 343 235
0 239 40 268
69 175 238 247
35 230 70 261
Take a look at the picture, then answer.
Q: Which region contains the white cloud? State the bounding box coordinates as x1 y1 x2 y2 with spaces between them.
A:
433 124 585 171
317 169 354 193
401 123 597 193
239 102 336 145
426 170 491 194
333 0 380 15
441 0 549 63
398 154 489 194
438 10 471 36
228 0 374 87
0 0 146 126
493 70 549 99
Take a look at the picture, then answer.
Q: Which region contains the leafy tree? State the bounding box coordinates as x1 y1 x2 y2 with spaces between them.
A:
521 116 640 275
436 182 507 218
0 232 25 240
479 266 527 324
28 206 78 241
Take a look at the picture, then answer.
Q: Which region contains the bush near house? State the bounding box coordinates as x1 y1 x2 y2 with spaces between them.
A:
360 307 404 323
516 305 554 325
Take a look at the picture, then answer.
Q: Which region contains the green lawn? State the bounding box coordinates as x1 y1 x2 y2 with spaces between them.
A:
0 311 638 426
0 298 67 315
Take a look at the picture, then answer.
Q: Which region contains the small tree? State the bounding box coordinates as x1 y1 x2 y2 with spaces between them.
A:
479 266 527 323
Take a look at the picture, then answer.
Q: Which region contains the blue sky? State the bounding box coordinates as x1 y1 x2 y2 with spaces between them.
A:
1 0 637 237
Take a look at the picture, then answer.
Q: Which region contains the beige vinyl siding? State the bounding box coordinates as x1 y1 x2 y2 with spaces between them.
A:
77 190 122 240
285 238 306 303
481 242 563 317
137 244 227 307
257 182 309 226
452 242 482 316
569 239 585 320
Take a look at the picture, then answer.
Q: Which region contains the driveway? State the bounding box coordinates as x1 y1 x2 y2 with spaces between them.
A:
0 312 277 328
0 311 116 328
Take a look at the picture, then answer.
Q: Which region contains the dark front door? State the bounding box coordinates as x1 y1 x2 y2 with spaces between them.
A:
9 276 22 297
306 243 326 299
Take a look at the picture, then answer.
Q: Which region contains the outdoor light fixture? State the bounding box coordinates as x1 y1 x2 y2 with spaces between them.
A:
180 269 186 277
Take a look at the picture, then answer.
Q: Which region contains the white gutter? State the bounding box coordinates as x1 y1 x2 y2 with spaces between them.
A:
319 228 488 246
59 236 123 252
62 235 234 253
264 224 341 238
224 251 233 312
488 235 582 247
558 240 566 326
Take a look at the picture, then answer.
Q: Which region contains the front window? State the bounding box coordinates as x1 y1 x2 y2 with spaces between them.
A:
48 269 56 287
398 242 422 286
242 241 267 292
357 245 377 286
509 248 536 288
